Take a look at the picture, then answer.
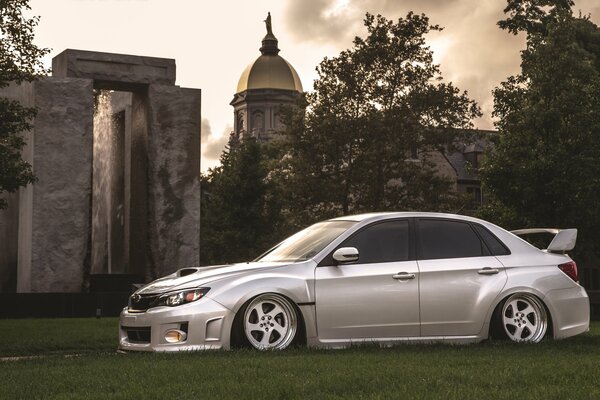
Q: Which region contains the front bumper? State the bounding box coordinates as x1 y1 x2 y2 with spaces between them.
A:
118 297 234 352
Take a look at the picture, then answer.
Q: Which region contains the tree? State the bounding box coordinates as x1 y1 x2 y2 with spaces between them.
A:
200 139 289 265
0 0 49 209
273 13 480 225
479 1 600 259
498 0 575 35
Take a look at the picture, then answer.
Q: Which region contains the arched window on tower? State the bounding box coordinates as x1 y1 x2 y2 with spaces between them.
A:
237 112 245 135
273 109 281 131
252 110 264 137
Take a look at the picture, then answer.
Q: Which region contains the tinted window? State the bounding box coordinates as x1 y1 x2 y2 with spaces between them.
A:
341 220 409 264
473 224 510 256
419 219 485 260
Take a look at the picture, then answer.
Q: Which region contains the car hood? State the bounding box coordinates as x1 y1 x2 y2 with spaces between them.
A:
135 262 287 295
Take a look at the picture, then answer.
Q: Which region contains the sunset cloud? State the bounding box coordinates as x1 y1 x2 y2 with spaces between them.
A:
29 0 600 171
201 119 230 171
283 0 599 129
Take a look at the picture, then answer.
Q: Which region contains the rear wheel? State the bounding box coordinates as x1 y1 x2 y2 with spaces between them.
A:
500 293 548 343
242 294 298 350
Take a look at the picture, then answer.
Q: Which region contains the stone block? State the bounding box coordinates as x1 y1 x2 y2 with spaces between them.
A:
52 49 176 90
29 78 94 292
147 85 201 278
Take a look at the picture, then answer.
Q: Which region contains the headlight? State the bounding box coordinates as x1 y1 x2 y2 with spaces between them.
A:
156 288 210 307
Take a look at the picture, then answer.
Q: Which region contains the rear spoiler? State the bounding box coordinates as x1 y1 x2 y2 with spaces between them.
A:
510 228 577 253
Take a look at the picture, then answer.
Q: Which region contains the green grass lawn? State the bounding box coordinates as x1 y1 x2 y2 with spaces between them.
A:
1 318 599 399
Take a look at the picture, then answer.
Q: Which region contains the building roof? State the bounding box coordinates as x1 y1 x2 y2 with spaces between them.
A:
236 54 303 93
445 137 490 182
236 15 303 94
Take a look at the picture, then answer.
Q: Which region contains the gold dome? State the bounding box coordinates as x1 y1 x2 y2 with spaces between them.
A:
236 54 303 93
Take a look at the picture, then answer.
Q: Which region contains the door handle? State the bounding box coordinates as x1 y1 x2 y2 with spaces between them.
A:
478 267 499 275
393 272 416 280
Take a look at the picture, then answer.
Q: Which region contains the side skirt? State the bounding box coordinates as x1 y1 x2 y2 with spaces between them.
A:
309 335 484 348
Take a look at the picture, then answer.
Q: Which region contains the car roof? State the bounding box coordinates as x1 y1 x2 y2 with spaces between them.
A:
329 212 485 224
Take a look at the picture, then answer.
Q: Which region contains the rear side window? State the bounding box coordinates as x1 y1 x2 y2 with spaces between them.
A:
473 224 511 256
341 220 409 264
418 219 486 260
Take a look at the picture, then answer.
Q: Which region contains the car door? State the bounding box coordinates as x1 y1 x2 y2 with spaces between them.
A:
416 218 508 337
315 219 420 339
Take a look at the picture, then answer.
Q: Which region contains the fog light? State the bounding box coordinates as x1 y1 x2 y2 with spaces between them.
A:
164 329 187 343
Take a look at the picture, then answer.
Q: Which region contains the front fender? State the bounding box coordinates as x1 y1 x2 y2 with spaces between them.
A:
213 277 312 314
206 272 317 346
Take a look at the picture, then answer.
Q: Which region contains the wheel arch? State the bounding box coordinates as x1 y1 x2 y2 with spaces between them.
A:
486 287 554 340
206 271 315 346
229 290 308 348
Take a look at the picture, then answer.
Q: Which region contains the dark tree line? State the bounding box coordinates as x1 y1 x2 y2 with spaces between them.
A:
479 0 600 269
201 13 480 264
200 138 290 265
202 1 600 267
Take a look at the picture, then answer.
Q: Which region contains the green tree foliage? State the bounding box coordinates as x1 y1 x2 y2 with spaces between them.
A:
274 13 481 225
0 0 49 209
498 0 575 35
200 139 288 265
479 1 600 257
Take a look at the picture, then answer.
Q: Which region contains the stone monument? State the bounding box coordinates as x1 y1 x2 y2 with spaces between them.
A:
0 49 201 293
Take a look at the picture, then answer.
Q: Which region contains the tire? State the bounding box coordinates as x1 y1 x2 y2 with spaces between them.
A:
240 293 298 350
499 293 548 343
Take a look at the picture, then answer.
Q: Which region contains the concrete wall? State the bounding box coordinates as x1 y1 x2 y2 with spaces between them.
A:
112 92 133 274
129 92 149 277
28 78 94 292
147 85 201 279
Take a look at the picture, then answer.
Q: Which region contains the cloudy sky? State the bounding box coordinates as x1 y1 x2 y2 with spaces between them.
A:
29 0 600 171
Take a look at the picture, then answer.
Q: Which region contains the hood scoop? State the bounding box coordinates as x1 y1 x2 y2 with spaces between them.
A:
178 268 199 277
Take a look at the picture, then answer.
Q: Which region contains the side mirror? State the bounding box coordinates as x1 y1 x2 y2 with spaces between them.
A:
332 247 359 264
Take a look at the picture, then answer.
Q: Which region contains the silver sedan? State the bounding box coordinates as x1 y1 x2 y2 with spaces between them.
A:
119 212 590 351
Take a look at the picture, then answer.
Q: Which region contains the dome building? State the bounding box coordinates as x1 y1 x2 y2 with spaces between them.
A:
230 13 303 142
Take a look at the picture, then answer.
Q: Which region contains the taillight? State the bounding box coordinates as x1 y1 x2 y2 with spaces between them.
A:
559 261 578 282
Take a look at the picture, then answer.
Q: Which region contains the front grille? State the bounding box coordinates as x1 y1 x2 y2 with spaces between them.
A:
128 294 161 312
123 326 151 343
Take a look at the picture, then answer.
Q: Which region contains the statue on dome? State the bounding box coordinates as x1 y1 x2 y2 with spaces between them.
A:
264 12 273 35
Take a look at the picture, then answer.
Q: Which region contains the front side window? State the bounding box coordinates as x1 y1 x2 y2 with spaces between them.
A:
256 220 357 263
418 219 487 260
340 220 410 264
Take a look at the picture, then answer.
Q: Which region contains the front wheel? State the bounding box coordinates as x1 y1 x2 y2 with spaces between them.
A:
242 294 298 350
500 293 548 343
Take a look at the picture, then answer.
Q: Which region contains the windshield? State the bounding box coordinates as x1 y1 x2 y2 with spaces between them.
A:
256 220 357 263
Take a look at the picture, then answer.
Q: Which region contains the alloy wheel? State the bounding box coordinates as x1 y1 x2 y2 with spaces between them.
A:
243 294 297 350
501 293 548 343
